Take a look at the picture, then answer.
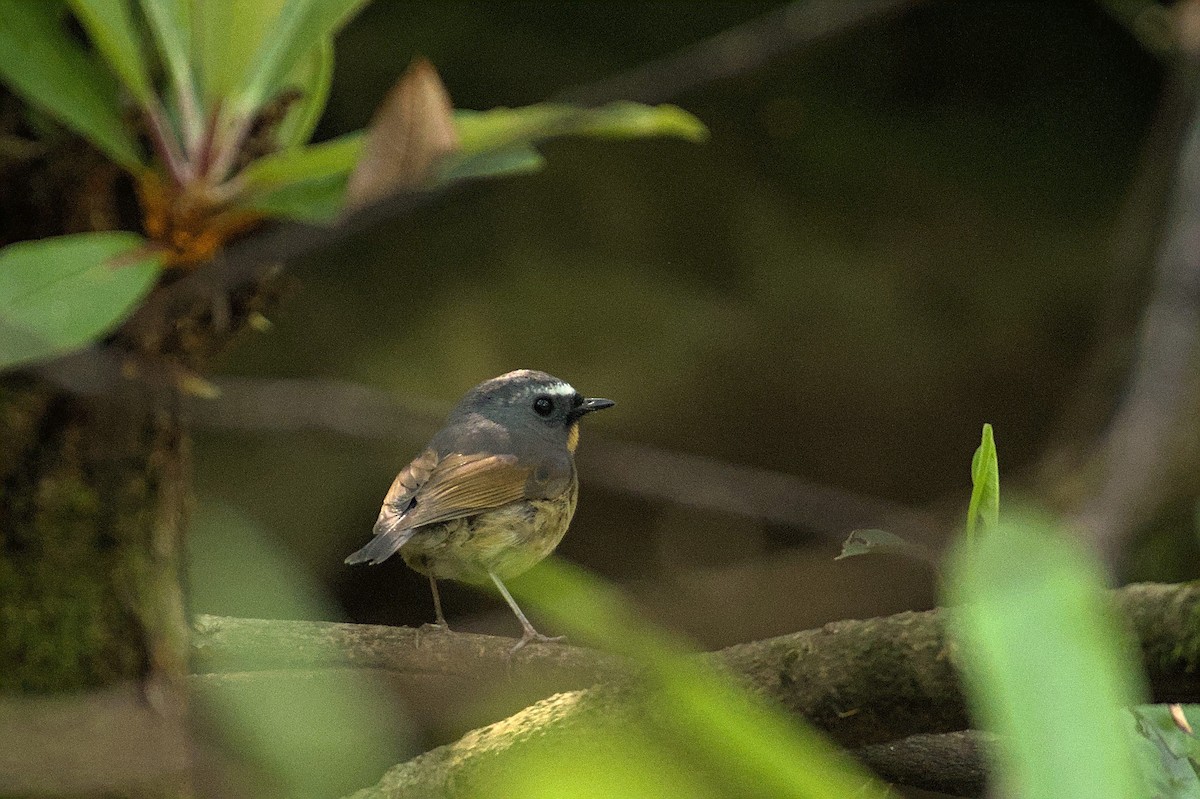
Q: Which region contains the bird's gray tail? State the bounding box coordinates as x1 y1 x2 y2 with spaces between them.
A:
344 527 416 566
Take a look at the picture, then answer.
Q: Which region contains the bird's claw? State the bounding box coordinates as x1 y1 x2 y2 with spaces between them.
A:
415 621 450 648
509 631 567 655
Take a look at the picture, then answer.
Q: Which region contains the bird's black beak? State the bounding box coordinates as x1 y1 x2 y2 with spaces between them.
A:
576 397 615 417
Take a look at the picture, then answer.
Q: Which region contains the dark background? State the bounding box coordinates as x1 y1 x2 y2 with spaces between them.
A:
186 2 1185 651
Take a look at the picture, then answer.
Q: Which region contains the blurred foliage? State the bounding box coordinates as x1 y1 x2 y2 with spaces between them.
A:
189 503 415 797
945 510 1151 798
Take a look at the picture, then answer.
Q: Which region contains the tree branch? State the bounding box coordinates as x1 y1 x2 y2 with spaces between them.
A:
193 582 1200 753
559 0 924 105
333 583 1198 797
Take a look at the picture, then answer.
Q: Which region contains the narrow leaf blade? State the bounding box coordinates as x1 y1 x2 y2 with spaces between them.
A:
965 422 999 542
0 233 162 370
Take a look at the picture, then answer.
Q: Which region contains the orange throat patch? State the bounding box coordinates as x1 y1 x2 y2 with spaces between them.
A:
567 422 580 453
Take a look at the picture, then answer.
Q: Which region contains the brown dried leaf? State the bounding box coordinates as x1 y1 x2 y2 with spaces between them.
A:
1170 703 1194 735
342 57 459 213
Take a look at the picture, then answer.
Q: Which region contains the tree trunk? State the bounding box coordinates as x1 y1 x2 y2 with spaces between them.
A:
0 376 190 692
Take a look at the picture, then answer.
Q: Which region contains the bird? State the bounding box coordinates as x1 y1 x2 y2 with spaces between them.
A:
345 370 614 651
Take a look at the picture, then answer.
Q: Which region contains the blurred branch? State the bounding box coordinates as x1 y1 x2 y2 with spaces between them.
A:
559 0 923 105
0 680 190 796
1072 38 1200 569
856 731 988 797
193 582 1200 759
188 375 933 539
1038 44 1196 486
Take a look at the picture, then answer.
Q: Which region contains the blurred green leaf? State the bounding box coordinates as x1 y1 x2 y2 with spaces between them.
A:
194 0 281 104
944 512 1149 799
67 0 154 108
443 145 546 181
476 725 721 799
189 503 412 797
139 0 196 114
237 101 705 222
1129 705 1200 798
229 0 367 120
0 232 162 370
275 39 334 148
966 422 999 543
836 528 933 563
452 103 709 153
238 132 362 222
0 0 144 170
511 559 889 799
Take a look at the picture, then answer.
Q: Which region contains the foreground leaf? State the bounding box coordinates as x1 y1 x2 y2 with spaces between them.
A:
514 559 890 799
0 0 144 170
944 513 1149 799
0 233 162 370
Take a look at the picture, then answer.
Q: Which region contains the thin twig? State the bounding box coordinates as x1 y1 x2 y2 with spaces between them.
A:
558 0 923 105
187 375 932 539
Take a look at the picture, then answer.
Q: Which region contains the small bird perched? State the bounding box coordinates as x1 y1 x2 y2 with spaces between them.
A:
345 370 614 651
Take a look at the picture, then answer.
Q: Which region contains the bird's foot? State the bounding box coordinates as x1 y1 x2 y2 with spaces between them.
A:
509 630 567 655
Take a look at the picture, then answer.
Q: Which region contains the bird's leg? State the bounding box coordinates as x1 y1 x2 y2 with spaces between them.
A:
415 576 449 647
429 575 449 629
489 571 566 654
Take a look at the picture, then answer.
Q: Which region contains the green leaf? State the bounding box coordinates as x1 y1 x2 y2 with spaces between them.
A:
275 38 334 148
944 513 1150 799
441 145 546 182
139 0 198 121
0 1 144 170
193 0 282 104
836 528 934 563
237 132 362 222
965 422 999 543
513 559 890 799
67 0 154 108
0 232 162 370
234 101 705 222
1129 705 1200 798
230 0 367 120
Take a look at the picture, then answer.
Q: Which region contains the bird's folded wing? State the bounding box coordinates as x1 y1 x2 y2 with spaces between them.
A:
381 451 533 532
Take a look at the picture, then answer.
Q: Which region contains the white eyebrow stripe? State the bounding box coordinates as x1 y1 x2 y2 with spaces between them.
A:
542 382 577 397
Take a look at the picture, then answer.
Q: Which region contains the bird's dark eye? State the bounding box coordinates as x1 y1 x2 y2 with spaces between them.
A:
533 396 554 416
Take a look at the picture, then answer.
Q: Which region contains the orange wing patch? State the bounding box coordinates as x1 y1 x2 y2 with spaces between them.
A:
398 453 533 530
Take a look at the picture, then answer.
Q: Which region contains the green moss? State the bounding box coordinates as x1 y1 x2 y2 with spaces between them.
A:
0 390 189 693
